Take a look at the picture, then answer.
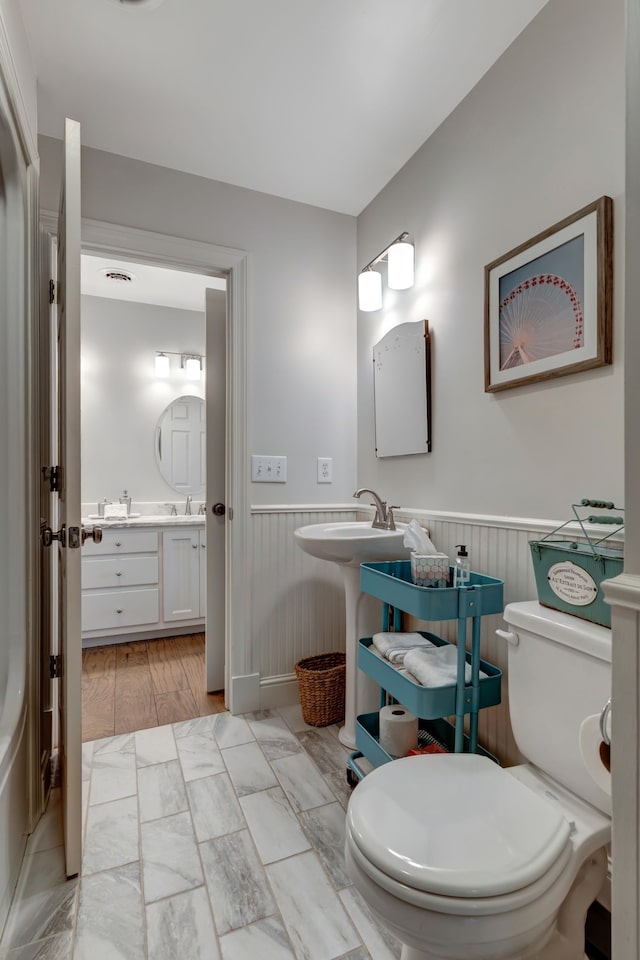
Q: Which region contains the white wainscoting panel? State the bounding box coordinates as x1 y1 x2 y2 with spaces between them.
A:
250 508 357 682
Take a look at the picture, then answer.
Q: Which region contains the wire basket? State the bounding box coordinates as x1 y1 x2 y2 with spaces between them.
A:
529 498 624 627
294 652 346 727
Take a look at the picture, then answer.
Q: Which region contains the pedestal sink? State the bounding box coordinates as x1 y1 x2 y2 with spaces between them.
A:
294 521 411 748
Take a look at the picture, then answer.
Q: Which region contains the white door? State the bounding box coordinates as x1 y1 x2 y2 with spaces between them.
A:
205 288 226 691
156 395 205 494
56 118 83 878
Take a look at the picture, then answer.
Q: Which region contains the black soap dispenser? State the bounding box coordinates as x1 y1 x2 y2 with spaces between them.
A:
453 544 470 588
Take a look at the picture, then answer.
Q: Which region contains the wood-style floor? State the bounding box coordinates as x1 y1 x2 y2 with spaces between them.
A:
81 632 226 742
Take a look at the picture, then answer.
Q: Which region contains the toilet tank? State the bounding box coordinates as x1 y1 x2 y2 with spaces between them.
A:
503 601 611 814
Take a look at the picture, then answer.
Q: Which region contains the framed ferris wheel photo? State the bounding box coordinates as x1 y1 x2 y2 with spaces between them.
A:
484 196 613 392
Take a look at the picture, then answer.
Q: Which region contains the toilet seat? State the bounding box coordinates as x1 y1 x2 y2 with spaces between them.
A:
346 754 572 899
345 826 575 917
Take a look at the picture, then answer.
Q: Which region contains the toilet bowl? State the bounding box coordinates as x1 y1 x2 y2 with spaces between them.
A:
345 602 612 960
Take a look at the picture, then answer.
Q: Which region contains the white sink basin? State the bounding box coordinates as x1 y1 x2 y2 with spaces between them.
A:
294 521 410 566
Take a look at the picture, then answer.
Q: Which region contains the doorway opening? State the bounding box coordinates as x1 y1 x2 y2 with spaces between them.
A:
78 253 227 740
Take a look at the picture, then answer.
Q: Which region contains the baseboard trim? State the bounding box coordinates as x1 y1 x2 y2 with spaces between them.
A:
259 674 300 710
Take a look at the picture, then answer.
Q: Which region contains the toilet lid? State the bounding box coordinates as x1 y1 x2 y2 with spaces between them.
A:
347 754 572 898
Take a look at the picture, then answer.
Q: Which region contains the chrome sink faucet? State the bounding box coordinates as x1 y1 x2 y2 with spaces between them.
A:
164 503 177 516
353 488 398 530
185 495 192 516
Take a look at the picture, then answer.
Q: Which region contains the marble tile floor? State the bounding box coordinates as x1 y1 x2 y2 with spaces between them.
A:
0 705 399 960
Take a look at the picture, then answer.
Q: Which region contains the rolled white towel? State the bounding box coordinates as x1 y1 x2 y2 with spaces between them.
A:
403 644 487 688
372 632 435 664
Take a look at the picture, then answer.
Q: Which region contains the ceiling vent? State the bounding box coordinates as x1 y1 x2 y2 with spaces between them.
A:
103 269 135 283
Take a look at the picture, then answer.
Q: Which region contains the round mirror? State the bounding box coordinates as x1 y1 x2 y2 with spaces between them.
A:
155 395 205 496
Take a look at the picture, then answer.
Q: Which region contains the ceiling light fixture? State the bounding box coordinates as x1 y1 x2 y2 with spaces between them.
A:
105 0 166 8
357 231 414 311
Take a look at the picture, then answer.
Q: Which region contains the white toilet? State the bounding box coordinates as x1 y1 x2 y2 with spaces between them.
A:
345 601 612 960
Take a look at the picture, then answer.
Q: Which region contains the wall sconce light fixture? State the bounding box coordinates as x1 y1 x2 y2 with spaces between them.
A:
155 352 171 378
154 350 204 380
182 355 202 381
357 231 414 312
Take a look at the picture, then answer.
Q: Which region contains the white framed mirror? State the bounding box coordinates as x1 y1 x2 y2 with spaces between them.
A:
373 319 431 458
155 394 206 495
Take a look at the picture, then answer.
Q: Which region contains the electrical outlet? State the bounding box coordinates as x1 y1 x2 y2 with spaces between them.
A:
251 455 287 483
317 457 333 483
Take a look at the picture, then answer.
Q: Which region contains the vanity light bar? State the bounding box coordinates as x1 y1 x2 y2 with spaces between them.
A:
357 231 414 312
154 350 205 379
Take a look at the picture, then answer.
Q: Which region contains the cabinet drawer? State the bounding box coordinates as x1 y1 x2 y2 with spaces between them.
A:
82 588 159 631
82 556 158 589
82 530 158 556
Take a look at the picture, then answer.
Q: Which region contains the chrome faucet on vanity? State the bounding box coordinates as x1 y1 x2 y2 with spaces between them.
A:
352 488 399 531
185 495 192 515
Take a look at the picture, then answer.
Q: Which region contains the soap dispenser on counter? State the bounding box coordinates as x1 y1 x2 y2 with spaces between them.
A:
119 489 132 515
97 497 112 518
453 544 470 588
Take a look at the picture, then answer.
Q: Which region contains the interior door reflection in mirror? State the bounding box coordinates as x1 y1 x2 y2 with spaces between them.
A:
155 395 205 495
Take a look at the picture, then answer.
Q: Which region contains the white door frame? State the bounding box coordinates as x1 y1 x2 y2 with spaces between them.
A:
39 212 251 712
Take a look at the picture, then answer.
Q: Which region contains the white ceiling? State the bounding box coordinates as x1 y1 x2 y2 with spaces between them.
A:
21 0 549 215
81 254 225 311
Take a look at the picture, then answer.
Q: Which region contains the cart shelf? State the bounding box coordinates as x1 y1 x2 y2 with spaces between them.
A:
359 560 504 620
353 714 498 776
358 635 502 719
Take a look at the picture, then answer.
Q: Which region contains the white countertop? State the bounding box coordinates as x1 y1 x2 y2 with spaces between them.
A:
82 515 206 528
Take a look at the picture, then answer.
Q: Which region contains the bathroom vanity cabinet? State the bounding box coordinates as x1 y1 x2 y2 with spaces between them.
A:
348 560 504 783
81 520 206 644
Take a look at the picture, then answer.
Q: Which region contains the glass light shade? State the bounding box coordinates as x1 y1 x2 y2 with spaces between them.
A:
387 241 414 290
155 353 170 378
358 270 382 311
185 356 201 380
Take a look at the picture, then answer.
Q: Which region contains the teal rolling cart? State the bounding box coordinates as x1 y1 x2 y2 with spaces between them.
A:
347 560 504 785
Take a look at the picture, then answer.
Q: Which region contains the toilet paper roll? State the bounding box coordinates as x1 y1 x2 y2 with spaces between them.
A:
379 705 419 758
579 713 612 797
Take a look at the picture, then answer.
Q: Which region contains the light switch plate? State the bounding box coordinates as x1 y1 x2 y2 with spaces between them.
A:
251 455 287 483
317 457 333 483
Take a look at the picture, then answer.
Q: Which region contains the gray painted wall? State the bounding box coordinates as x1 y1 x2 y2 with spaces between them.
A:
39 137 358 506
356 0 625 521
80 295 205 506
0 0 37 149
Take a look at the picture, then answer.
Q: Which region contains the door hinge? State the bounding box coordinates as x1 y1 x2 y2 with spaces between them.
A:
41 524 66 548
42 465 61 492
49 279 57 305
49 654 62 679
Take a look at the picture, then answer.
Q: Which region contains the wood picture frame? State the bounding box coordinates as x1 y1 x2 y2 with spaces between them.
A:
484 196 613 393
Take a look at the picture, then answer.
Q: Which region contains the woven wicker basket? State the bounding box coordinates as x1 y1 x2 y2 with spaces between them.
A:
294 652 346 727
